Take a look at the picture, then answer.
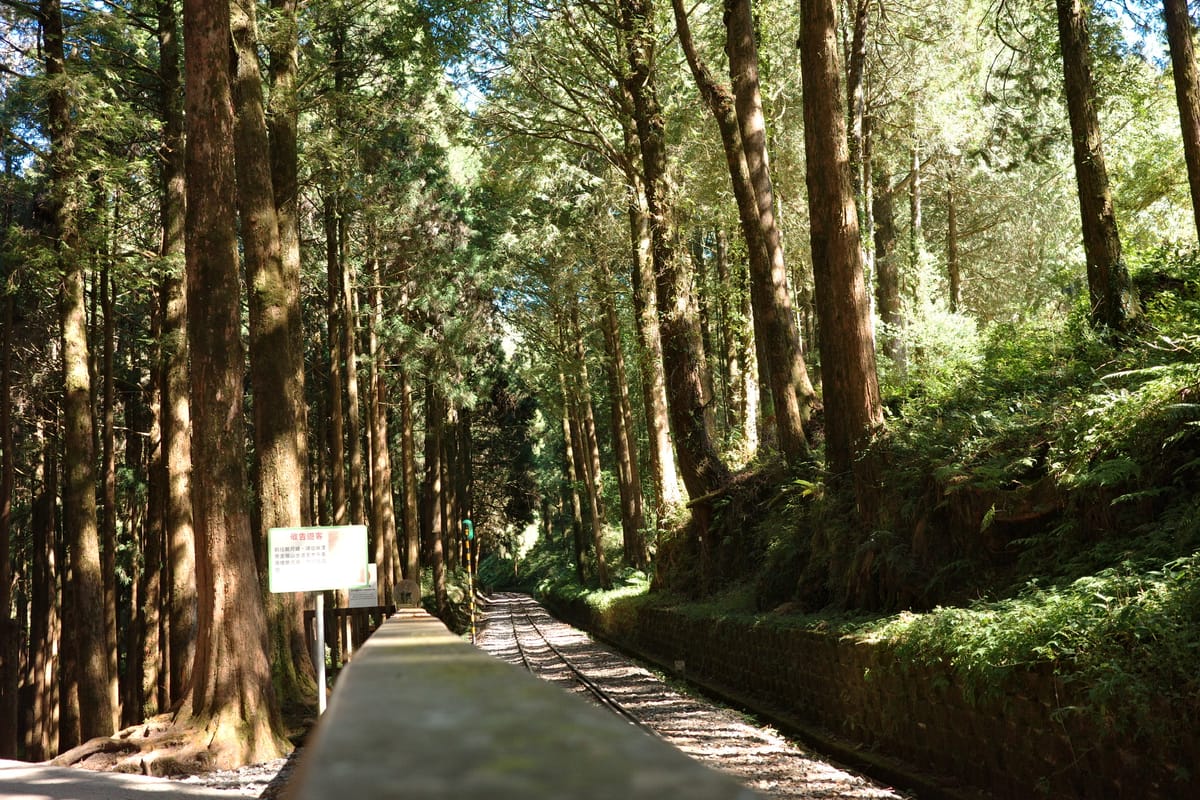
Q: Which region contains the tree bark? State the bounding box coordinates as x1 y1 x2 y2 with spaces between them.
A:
0 293 15 758
266 0 308 523
1164 0 1200 245
28 421 60 760
157 0 196 708
423 382 447 615
1056 0 1139 331
399 365 420 582
872 169 907 378
621 128 682 520
674 0 813 463
621 0 731 503
325 195 348 525
798 0 884 482
714 229 747 442
138 364 165 717
99 268 119 730
368 257 399 605
845 0 869 202
725 0 818 445
569 302 611 588
181 0 289 762
341 220 366 526
43 0 114 740
598 273 646 568
947 182 961 313
908 145 922 277
230 0 313 711
559 371 586 584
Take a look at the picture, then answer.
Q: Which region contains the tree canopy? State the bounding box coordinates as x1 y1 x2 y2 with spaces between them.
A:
2 0 1199 771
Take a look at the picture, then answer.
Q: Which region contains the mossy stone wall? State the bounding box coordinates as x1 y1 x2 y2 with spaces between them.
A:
548 597 1198 799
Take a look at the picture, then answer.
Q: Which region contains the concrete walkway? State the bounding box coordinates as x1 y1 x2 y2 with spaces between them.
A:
0 760 243 800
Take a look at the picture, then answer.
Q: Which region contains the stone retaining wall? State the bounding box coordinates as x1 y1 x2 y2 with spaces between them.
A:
548 596 1198 799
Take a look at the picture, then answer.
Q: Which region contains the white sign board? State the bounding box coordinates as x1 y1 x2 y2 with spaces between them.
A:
267 525 369 593
348 563 378 608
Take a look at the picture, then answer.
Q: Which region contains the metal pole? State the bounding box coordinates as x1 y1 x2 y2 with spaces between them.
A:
315 592 327 715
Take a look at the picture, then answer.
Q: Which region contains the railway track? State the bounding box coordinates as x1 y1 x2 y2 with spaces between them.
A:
476 592 909 800
503 595 655 734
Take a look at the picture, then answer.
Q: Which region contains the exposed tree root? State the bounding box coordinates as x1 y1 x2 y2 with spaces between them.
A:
46 712 292 777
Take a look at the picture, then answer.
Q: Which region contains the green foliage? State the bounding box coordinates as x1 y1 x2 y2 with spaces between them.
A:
869 554 1200 738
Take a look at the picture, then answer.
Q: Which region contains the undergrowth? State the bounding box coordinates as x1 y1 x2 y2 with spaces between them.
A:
515 249 1200 747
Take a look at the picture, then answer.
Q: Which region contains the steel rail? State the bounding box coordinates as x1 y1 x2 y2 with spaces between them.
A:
501 595 656 736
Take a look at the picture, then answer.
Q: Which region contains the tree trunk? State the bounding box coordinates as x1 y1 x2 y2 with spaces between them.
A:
713 229 745 441
27 421 59 760
908 145 922 278
621 132 682 521
325 195 348 525
266 0 308 524
947 183 961 313
0 293 15 758
399 365 420 582
873 169 907 377
845 0 869 203
138 375 165 717
99 268 119 730
341 220 366 526
157 0 196 708
443 406 459 571
1056 0 1139 331
424 383 447 615
569 304 611 589
121 346 155 725
798 0 884 483
598 273 646 568
559 371 586 584
725 0 818 444
230 0 313 711
1163 0 1200 244
44 0 113 740
621 0 730 503
368 257 398 606
181 0 289 762
674 0 813 463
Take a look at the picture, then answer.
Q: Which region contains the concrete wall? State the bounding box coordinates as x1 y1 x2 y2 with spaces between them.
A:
548 597 1200 800
282 607 761 800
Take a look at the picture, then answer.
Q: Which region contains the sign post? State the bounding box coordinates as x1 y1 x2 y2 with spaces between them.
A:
268 525 369 715
463 519 476 643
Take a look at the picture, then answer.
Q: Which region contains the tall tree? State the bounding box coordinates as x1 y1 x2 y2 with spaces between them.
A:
1055 0 1139 331
0 292 14 757
724 0 817 460
367 255 399 604
873 167 907 376
27 416 60 760
181 0 289 763
42 0 114 741
568 301 611 588
325 195 349 525
99 266 119 729
265 0 308 524
598 271 646 568
672 0 814 464
619 0 730 503
157 0 196 708
1163 0 1200 244
798 0 884 482
424 381 448 614
621 142 683 521
398 332 421 582
230 0 313 710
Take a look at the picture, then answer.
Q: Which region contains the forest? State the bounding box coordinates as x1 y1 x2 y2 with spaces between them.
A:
1 0 1199 777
